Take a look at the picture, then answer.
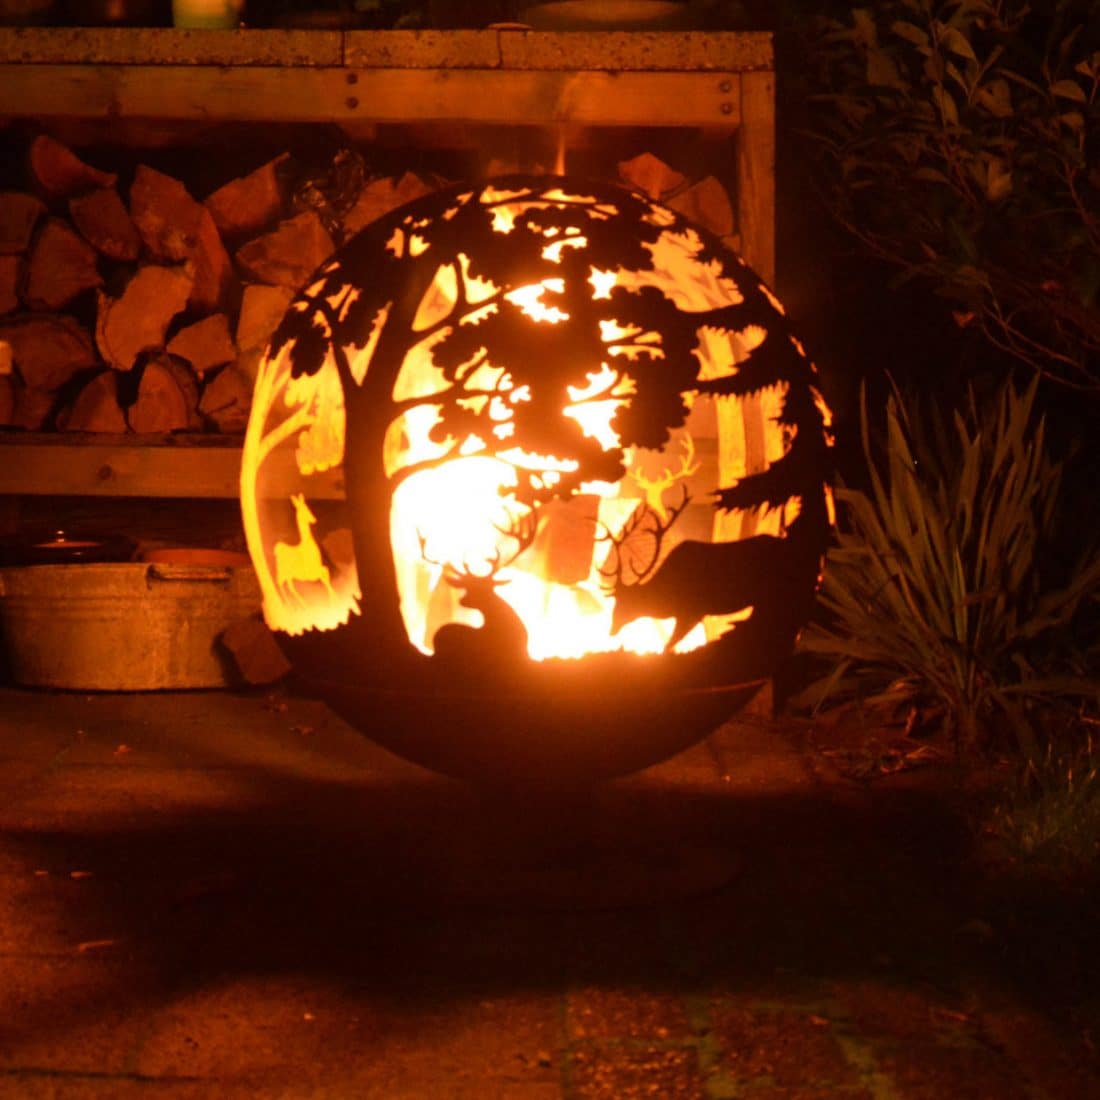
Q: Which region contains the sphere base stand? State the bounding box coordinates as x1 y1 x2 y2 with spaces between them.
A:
429 784 740 910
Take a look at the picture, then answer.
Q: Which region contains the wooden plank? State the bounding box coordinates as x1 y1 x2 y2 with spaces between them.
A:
0 438 243 498
735 68 775 285
344 29 502 69
0 27 342 66
0 437 343 503
0 437 344 499
495 29 772 72
0 28 770 73
0 65 741 127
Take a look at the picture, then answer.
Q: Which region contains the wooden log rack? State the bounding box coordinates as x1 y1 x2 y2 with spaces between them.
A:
0 26 774 500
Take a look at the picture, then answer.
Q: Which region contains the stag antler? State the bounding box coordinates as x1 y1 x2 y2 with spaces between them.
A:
490 506 539 569
417 506 539 587
630 434 700 522
597 484 691 589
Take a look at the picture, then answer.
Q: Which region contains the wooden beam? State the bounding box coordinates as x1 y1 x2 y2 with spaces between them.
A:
0 28 772 73
0 438 343 500
735 69 775 286
0 64 741 127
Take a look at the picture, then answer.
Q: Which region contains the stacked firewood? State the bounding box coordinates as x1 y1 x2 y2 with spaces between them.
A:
0 137 736 437
0 134 433 435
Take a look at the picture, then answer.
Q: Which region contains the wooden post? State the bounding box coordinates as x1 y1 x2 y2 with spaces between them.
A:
735 68 776 287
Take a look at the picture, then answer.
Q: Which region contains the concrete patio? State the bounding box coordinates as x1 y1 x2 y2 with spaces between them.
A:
1 684 1097 1098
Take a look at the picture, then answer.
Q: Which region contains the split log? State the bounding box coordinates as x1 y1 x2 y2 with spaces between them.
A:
343 172 433 237
617 152 686 200
236 283 294 353
204 153 289 240
59 370 127 433
130 165 201 262
28 134 116 200
0 192 46 254
219 614 291 685
234 211 334 291
199 362 252 432
130 165 234 311
0 341 14 424
0 255 20 314
12 385 56 430
167 313 235 377
127 353 201 433
0 374 14 426
0 313 98 391
69 187 142 262
95 264 193 372
665 176 735 239
26 217 103 310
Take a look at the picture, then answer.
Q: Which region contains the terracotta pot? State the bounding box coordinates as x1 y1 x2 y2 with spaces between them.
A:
142 547 252 568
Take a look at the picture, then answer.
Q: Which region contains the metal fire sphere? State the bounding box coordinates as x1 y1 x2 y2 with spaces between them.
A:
241 176 832 783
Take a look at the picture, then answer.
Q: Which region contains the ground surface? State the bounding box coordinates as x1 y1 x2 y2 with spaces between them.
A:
0 685 1097 1098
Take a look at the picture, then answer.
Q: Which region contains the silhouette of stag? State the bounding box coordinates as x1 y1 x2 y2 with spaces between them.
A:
274 493 334 606
422 513 536 666
602 490 811 652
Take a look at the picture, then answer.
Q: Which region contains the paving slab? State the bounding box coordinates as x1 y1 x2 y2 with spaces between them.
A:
1 686 1099 1098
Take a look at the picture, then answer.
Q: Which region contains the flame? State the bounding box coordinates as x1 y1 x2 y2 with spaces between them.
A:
506 279 568 323
389 447 705 660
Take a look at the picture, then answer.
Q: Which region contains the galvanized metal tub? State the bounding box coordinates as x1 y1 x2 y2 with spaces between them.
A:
0 560 261 690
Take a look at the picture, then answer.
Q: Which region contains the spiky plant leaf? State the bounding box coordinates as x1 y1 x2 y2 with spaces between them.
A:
796 378 1100 755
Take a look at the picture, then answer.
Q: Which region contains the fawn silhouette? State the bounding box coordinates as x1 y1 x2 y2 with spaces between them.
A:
274 493 334 606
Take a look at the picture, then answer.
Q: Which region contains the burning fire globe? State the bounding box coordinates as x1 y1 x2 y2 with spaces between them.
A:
240 176 832 784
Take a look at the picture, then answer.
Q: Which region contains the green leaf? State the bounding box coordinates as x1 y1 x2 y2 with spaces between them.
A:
867 48 907 90
974 78 1013 118
851 8 877 49
1050 79 1087 102
912 166 951 184
891 20 929 48
932 83 959 125
984 156 1013 202
1059 110 1085 133
940 26 978 66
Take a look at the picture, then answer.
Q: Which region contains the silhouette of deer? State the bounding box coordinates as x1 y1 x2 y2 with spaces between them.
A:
274 493 335 606
630 434 700 522
601 491 814 653
423 512 537 665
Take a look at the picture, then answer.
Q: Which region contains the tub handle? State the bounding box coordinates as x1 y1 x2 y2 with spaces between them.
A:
146 563 233 586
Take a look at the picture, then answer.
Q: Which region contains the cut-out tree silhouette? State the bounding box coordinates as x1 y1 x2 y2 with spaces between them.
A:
262 177 830 663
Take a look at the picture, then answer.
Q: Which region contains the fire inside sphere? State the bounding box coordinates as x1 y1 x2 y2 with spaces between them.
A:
240 176 833 783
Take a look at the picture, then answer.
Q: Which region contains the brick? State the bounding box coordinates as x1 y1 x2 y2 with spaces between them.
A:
567 988 691 1041
876 1043 1032 1100
570 1046 705 1099
711 1006 861 1090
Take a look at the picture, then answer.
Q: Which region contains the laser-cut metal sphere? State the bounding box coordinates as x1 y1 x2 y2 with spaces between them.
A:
241 176 832 783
